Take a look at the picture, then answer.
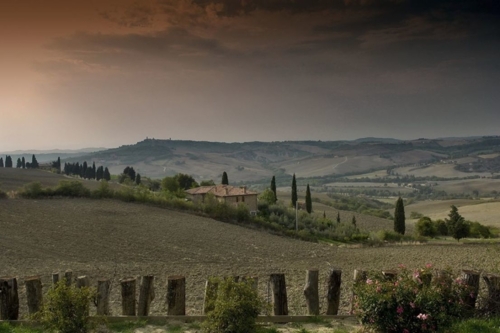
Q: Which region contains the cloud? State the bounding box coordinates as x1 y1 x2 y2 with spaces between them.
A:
100 2 157 28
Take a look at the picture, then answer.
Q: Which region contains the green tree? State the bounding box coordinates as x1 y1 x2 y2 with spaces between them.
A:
336 212 341 224
446 205 469 242
161 176 180 193
123 166 136 181
221 171 229 185
415 216 436 237
394 197 406 235
176 173 198 190
31 154 39 168
0 157 3 167
305 184 312 213
82 161 88 177
103 167 111 181
96 166 104 181
92 162 96 179
352 215 357 227
135 173 141 185
291 173 297 208
200 179 215 186
5 155 12 168
22 157 26 169
270 175 277 203
16 158 22 168
258 188 276 205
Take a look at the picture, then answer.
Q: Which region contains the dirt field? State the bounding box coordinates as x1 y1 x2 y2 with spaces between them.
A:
1 198 499 320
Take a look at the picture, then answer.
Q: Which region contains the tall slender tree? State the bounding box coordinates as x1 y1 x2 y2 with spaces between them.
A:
394 196 406 235
82 162 88 178
21 157 25 169
31 154 39 168
221 171 229 185
305 184 312 213
0 157 3 168
352 215 357 227
336 211 341 224
270 175 277 203
104 167 111 181
5 156 12 168
92 162 96 179
136 173 141 185
291 173 297 208
16 158 22 168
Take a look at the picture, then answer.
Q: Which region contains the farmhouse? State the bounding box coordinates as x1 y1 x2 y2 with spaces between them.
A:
185 184 258 212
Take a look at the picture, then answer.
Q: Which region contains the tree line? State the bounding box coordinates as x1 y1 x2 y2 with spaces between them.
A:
0 155 39 169
64 161 111 181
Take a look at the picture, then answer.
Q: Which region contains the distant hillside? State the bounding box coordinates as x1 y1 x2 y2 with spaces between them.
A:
1 148 106 164
60 136 500 184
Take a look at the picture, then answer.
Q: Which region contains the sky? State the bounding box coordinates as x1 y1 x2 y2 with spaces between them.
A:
1 0 499 151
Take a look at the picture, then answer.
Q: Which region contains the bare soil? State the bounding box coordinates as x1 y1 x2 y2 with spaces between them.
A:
1 198 499 320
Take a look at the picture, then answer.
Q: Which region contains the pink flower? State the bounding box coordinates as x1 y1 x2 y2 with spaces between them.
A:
366 279 373 285
417 313 429 320
397 306 404 314
425 263 433 268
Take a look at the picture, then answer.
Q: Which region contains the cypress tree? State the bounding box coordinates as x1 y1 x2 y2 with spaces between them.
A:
336 212 341 224
394 196 406 235
352 215 357 227
221 171 229 185
21 157 26 169
291 173 297 208
270 175 277 203
5 156 13 168
82 162 88 178
16 158 22 168
31 154 39 168
136 173 141 185
0 157 3 167
96 166 103 181
85 167 93 179
57 157 61 172
104 167 111 181
305 184 312 213
92 162 96 179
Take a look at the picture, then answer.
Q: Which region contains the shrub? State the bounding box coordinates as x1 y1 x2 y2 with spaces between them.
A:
36 280 95 333
19 182 45 198
354 265 471 333
91 181 115 199
54 181 91 198
415 217 437 238
203 278 263 333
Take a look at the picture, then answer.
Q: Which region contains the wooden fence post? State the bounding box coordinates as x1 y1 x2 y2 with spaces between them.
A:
96 279 111 316
167 276 186 315
303 269 319 315
203 278 219 314
461 270 480 310
270 274 288 316
0 277 19 320
137 275 155 316
52 272 60 285
121 278 136 316
483 274 500 315
350 269 367 314
64 270 73 286
76 276 90 288
326 269 342 315
24 276 43 315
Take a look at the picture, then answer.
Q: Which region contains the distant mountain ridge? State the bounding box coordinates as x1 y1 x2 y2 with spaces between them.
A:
58 136 500 184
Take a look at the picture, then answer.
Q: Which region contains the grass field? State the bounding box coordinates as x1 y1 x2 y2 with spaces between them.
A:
0 168 122 192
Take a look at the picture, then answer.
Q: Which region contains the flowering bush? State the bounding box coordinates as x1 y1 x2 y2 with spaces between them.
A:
353 265 471 333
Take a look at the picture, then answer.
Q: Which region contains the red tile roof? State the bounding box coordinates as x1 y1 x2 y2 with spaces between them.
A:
185 185 257 197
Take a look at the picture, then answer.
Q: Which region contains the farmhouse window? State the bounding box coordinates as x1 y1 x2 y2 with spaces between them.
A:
242 196 245 202
236 197 239 202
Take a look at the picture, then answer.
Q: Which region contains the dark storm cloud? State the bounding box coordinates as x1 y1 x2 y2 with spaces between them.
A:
100 2 157 28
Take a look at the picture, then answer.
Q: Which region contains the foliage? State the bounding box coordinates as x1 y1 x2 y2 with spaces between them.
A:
410 211 424 219
103 167 111 181
91 181 115 199
203 278 263 333
36 280 95 333
135 173 141 185
123 166 136 182
258 189 276 206
200 180 216 186
415 217 437 238
222 171 229 185
354 265 471 333
305 184 312 213
435 219 448 236
291 174 297 208
5 155 13 168
446 205 469 242
448 317 500 333
19 182 45 198
270 176 277 203
0 157 3 168
394 197 406 235
54 181 91 197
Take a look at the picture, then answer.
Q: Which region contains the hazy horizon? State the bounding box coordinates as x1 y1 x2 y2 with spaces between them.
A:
2 0 499 152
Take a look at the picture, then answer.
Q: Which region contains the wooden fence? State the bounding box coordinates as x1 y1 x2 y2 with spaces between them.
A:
1 268 499 322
